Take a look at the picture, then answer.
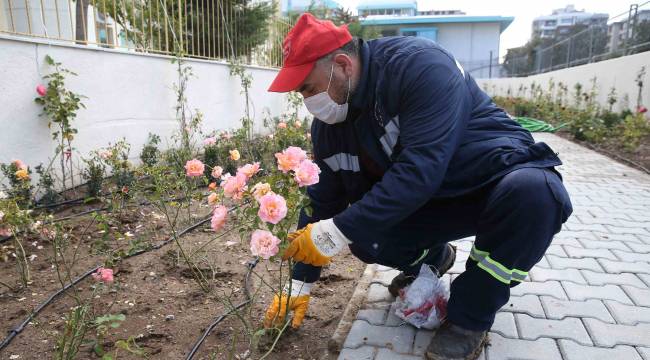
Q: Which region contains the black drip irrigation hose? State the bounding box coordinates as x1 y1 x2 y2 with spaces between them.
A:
185 257 260 360
0 204 238 352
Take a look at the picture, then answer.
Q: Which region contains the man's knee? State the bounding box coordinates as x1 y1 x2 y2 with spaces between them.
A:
496 168 572 221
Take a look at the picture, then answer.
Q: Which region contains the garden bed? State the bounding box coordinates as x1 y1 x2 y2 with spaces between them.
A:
0 198 365 359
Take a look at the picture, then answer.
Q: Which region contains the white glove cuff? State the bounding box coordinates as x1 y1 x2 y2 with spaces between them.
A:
286 279 313 297
311 218 351 257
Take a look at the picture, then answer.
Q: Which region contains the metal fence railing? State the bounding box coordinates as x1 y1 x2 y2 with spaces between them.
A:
0 0 291 67
503 2 650 77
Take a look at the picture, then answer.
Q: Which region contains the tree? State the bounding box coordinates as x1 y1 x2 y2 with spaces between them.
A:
94 0 274 60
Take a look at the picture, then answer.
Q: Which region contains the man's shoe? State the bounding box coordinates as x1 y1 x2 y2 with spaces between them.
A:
388 244 456 297
425 321 488 360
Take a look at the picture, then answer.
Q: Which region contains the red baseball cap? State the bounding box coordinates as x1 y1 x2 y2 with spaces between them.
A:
268 13 352 93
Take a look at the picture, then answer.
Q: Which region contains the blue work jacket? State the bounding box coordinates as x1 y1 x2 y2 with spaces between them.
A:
298 36 562 257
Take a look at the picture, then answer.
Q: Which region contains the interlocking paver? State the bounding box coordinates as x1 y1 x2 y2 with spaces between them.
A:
529 268 586 284
605 225 650 237
604 300 650 325
491 312 518 338
510 280 567 299
547 255 603 272
557 340 643 360
486 333 562 360
562 282 633 304
612 250 650 263
545 245 568 257
579 239 631 251
338 346 376 360
356 309 388 325
583 318 650 347
623 285 650 306
598 259 650 274
375 348 423 360
580 270 646 287
563 247 617 260
343 320 416 354
638 273 650 287
412 330 434 357
627 242 650 253
638 347 650 360
540 296 615 323
372 269 400 287
367 284 394 303
500 294 546 318
515 314 592 345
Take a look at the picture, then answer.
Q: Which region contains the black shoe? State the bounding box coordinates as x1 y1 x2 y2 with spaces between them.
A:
425 321 489 360
387 244 457 297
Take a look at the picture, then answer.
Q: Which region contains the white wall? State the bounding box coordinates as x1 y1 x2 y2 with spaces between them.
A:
0 34 296 181
476 51 650 112
437 22 500 79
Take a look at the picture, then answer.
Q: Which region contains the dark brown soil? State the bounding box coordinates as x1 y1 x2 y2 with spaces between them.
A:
555 130 650 173
0 202 365 359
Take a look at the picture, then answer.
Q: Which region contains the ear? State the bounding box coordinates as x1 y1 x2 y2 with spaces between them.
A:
332 53 353 77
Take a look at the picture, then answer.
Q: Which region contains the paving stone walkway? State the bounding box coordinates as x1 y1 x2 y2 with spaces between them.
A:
337 133 650 360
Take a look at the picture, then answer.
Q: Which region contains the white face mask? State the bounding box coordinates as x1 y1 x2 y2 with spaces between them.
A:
303 64 351 124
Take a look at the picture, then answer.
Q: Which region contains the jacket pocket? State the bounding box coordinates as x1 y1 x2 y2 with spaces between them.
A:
543 168 573 223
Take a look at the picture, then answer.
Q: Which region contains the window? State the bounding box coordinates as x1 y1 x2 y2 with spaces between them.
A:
544 20 557 27
560 17 573 24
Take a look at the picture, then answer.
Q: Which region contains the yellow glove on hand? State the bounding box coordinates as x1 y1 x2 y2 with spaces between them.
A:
282 223 331 266
263 293 310 329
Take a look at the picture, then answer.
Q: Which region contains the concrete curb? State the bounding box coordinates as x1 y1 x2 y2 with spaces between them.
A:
326 264 377 356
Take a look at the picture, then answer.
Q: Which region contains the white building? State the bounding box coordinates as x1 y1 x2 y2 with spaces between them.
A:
358 0 513 78
608 9 650 52
532 5 608 39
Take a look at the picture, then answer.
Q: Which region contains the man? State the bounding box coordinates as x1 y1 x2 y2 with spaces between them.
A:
263 14 572 360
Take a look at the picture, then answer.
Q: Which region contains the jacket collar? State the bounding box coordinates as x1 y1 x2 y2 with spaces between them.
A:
350 39 372 110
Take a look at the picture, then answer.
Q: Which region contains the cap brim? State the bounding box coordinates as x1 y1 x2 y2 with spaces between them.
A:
268 62 316 93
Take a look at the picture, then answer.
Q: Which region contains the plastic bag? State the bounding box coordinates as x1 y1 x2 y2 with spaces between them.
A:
393 264 449 329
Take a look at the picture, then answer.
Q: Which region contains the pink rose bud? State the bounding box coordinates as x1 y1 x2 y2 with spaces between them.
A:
211 205 228 232
36 84 47 96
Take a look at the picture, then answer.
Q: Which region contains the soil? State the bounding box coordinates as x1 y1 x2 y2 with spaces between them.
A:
554 130 650 173
0 198 366 359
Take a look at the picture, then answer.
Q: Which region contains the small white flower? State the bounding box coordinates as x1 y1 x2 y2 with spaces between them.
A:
0 210 4 221
0 191 7 199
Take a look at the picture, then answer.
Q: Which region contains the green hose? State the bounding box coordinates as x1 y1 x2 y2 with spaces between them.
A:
513 117 567 133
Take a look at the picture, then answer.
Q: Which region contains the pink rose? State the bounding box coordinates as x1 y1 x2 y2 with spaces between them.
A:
221 131 233 140
252 182 272 201
184 159 205 177
203 137 217 146
257 193 287 224
36 84 47 96
99 150 112 160
211 205 227 232
207 192 219 205
211 166 223 179
237 162 260 179
278 122 287 129
0 228 10 237
275 146 307 173
294 120 302 128
221 173 248 200
294 160 320 187
12 159 27 170
250 230 280 259
92 267 114 283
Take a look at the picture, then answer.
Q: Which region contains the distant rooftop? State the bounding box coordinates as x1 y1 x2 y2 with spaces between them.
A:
360 15 514 33
357 0 417 10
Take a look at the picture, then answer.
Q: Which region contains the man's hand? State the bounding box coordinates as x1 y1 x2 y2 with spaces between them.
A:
282 224 331 266
264 280 312 328
282 219 350 266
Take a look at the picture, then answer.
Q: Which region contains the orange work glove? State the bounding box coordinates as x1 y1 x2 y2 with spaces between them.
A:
282 223 331 266
263 293 310 329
